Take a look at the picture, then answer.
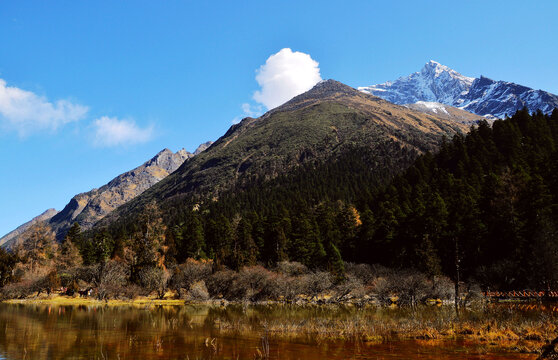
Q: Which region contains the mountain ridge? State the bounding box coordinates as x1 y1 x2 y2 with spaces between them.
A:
1 143 212 247
47 148 192 240
0 209 59 248
359 61 558 119
99 79 470 226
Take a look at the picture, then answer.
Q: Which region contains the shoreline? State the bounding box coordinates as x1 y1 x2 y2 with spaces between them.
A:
3 295 187 307
3 293 557 307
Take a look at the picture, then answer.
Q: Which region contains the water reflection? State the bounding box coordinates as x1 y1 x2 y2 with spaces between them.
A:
0 303 538 360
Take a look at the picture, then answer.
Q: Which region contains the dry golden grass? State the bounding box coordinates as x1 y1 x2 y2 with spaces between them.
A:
208 304 557 354
4 294 186 307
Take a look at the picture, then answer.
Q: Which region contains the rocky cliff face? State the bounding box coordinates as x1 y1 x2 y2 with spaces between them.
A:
0 208 59 248
48 148 193 239
194 141 214 155
359 60 558 119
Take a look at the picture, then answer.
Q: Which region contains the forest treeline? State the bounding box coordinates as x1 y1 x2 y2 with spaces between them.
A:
1 109 558 300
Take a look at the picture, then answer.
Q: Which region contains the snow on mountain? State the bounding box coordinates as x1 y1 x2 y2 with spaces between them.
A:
405 101 486 125
359 61 558 120
411 101 450 115
359 61 474 106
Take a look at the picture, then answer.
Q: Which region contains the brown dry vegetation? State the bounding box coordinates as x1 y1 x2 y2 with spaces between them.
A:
198 303 557 354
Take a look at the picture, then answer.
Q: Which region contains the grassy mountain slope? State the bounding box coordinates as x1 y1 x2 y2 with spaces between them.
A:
102 80 468 225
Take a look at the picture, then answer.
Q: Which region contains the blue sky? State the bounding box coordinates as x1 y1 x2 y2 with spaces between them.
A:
1 0 557 237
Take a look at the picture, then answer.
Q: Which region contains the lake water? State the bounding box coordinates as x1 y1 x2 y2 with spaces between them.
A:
0 302 539 360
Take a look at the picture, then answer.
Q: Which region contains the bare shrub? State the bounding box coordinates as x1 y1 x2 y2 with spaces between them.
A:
235 266 274 301
76 265 101 285
12 262 52 283
298 271 333 296
52 265 100 291
334 275 366 300
137 266 170 298
276 261 308 276
169 258 212 292
398 272 431 305
98 259 130 300
186 280 210 301
120 284 143 299
344 262 377 285
268 273 301 301
13 272 60 297
206 269 238 299
371 270 433 305
431 276 454 300
205 266 281 301
0 281 35 299
371 276 392 304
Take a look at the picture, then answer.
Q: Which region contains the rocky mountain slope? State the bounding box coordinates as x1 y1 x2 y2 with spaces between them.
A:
404 101 486 125
47 148 194 239
359 60 558 119
0 209 59 248
101 79 469 225
2 142 213 245
193 141 213 154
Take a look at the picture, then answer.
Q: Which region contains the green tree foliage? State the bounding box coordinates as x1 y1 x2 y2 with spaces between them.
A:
66 223 83 248
93 231 114 265
132 201 166 269
86 109 558 291
367 110 558 289
234 218 258 269
58 234 83 269
182 211 206 261
205 215 233 267
288 214 325 267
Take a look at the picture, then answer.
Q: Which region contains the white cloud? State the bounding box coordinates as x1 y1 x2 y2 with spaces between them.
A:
232 103 263 124
0 79 88 136
93 116 153 147
253 48 322 109
241 102 265 119
241 103 262 117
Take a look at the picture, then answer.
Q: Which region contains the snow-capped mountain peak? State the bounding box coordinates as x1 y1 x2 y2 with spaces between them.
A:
421 60 474 85
359 60 474 106
359 61 558 120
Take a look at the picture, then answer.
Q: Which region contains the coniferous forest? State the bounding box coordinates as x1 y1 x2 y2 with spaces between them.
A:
68 109 558 292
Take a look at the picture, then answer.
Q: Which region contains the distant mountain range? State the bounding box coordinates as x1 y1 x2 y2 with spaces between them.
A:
359 60 558 120
0 143 213 247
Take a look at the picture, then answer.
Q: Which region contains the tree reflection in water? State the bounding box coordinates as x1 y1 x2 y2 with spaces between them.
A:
0 303 540 360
